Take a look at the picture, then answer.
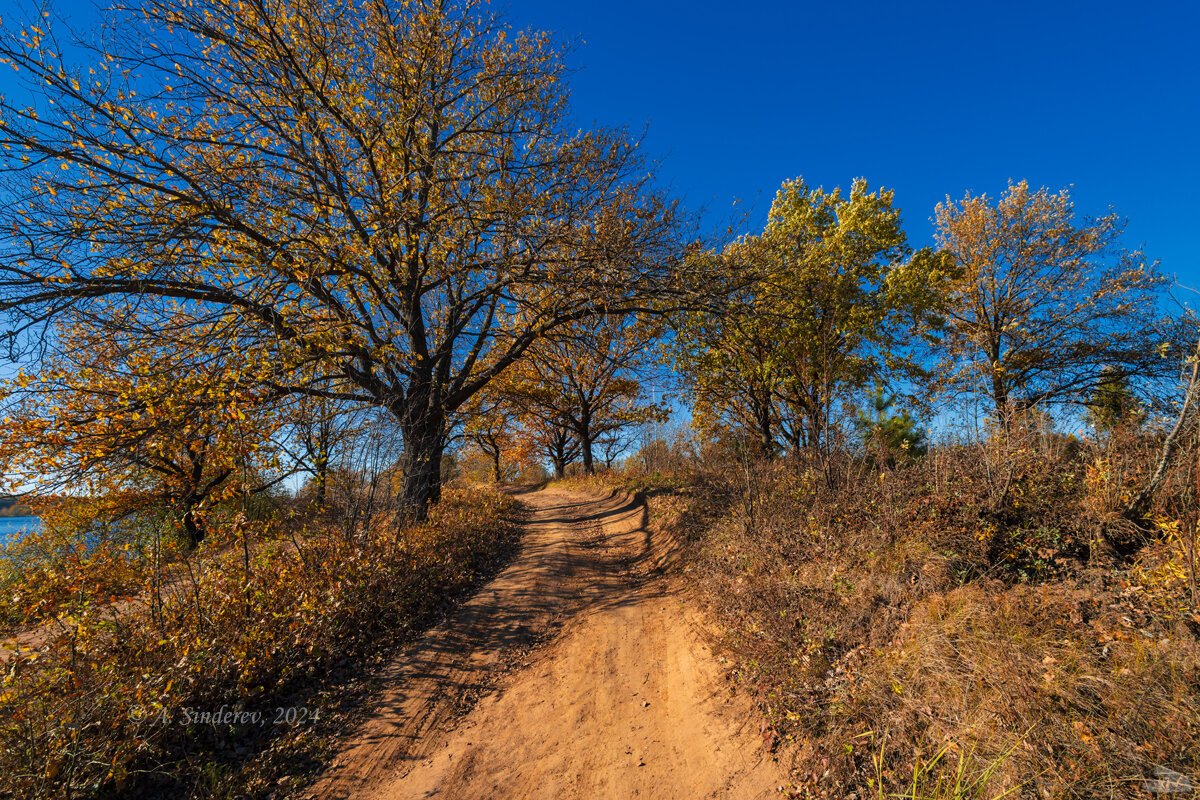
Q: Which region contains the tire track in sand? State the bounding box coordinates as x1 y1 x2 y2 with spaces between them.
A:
306 487 782 800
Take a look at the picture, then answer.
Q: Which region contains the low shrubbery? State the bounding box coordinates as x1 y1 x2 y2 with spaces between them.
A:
0 486 517 799
0 501 181 630
666 428 1199 799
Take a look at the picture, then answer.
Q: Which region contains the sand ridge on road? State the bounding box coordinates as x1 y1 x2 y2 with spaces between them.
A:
307 487 783 800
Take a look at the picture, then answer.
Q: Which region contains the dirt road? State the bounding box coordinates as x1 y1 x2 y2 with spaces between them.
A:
306 487 783 800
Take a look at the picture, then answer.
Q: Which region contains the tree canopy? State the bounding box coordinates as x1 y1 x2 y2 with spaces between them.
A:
498 313 667 474
932 180 1167 417
0 0 693 518
676 177 947 457
0 309 288 546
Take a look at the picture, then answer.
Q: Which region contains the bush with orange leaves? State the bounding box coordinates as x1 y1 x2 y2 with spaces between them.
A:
0 486 517 799
0 497 184 630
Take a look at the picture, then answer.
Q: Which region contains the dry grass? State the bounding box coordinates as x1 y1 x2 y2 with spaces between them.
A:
0 486 518 799
667 433 1200 799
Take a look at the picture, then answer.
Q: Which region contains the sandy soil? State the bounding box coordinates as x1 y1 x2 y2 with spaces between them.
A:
305 487 784 800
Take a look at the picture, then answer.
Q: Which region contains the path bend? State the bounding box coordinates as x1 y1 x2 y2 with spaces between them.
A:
306 487 782 800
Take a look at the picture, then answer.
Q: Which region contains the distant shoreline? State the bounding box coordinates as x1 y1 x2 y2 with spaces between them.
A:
0 496 35 518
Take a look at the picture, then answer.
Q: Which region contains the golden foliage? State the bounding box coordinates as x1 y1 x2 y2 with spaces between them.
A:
0 486 516 798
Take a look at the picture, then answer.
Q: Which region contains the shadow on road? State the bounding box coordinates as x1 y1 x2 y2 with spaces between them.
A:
307 486 676 800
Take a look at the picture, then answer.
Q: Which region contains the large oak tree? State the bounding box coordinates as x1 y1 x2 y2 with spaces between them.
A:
0 0 689 519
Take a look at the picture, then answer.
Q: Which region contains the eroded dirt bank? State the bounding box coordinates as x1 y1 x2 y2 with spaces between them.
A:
306 487 783 800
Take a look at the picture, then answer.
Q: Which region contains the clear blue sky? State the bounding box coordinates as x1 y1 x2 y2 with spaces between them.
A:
502 0 1200 288
6 0 1198 285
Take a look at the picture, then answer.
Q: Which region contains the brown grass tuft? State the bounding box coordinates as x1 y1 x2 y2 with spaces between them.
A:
669 434 1200 799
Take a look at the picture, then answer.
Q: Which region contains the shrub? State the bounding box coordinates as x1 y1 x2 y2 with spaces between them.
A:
0 486 517 799
671 437 1200 799
0 501 176 630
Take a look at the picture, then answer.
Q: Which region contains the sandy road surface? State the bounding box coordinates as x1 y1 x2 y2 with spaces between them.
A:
306 487 783 800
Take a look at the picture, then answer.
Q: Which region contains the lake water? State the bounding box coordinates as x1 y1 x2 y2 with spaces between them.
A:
0 516 41 546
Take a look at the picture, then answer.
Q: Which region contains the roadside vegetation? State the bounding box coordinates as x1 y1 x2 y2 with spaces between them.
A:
671 429 1197 799
553 409 1198 799
0 0 1196 798
1 481 517 799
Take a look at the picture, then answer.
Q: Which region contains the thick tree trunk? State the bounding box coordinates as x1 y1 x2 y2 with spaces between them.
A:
580 435 595 474
547 427 574 479
550 434 567 478
181 501 206 549
990 344 1009 424
758 406 774 456
305 422 331 507
491 448 502 483
575 409 596 475
400 415 445 521
181 444 208 548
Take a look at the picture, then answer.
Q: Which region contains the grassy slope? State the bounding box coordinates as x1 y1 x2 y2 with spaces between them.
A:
0 485 520 799
642 439 1199 800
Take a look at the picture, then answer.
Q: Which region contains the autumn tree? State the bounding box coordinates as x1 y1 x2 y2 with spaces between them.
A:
673 253 783 455
508 408 580 479
932 181 1167 419
500 313 669 474
281 390 367 507
0 310 290 547
0 0 691 521
456 391 525 482
596 429 633 470
676 177 947 458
